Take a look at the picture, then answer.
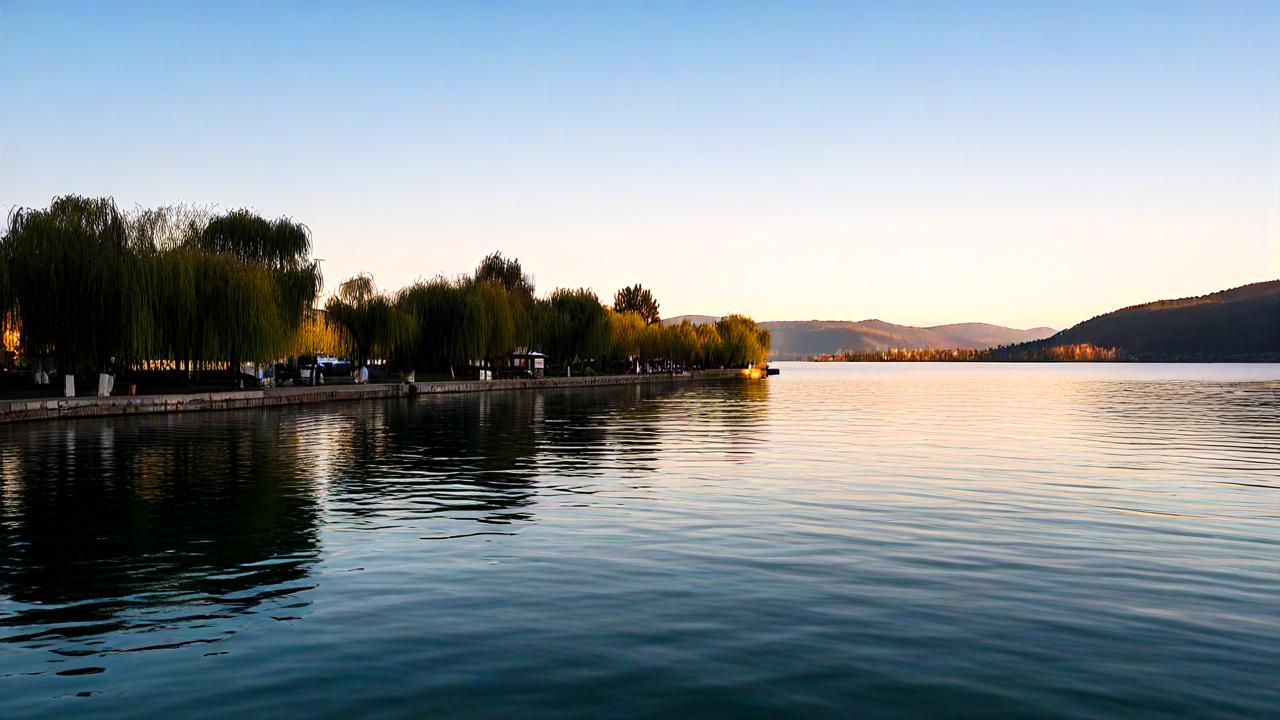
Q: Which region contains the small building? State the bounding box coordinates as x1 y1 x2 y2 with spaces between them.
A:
511 350 546 378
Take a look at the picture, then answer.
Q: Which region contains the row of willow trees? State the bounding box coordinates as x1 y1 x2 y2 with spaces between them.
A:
0 196 770 381
0 196 320 377
315 260 771 376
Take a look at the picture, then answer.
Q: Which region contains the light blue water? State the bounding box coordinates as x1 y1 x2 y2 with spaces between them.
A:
2 363 1278 718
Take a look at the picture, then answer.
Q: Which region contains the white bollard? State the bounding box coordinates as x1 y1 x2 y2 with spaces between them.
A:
64 374 76 397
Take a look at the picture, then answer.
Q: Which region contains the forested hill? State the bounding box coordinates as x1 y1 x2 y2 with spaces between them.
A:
997 280 1280 361
663 316 1056 359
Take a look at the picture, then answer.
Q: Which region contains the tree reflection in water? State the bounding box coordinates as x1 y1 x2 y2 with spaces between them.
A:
0 412 322 666
0 379 765 679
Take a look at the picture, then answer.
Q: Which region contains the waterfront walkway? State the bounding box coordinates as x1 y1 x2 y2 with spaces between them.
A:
0 371 738 424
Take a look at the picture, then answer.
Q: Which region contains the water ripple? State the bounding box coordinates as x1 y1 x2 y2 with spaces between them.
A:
1 364 1277 717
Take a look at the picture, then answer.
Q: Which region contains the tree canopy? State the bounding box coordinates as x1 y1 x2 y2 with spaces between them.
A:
613 284 661 325
324 274 413 368
475 251 535 308
0 197 323 376
1 197 769 385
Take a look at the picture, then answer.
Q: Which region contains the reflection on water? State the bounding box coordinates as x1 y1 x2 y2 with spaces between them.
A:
0 413 323 678
1 367 1277 717
0 381 764 712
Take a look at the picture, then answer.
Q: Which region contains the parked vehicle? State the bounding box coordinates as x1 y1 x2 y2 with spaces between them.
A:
316 355 352 374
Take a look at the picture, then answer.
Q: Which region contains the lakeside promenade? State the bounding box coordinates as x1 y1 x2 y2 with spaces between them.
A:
0 370 739 424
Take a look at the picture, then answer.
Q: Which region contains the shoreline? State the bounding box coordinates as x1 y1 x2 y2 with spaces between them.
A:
0 370 740 425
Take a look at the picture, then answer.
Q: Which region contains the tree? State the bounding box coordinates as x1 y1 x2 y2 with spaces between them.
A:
612 284 661 325
605 310 647 366
535 288 608 374
324 274 413 370
290 309 345 360
470 277 529 364
475 251 535 308
663 321 700 365
1 196 150 376
716 314 771 366
196 210 322 379
397 276 486 377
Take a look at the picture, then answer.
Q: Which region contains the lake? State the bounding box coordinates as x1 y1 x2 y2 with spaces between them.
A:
1 363 1277 718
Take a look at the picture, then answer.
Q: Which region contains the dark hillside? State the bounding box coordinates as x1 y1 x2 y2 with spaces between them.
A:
1007 280 1280 360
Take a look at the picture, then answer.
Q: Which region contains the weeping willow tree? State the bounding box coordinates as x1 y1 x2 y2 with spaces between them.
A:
716 314 771 366
394 274 532 377
0 199 324 387
696 322 724 367
0 246 9 320
289 309 345 359
189 210 322 374
397 277 484 376
194 252 291 367
663 321 701 365
471 277 532 364
324 274 414 369
534 288 609 374
1 196 153 376
141 246 202 367
0 249 16 367
605 310 647 365
0 221 764 387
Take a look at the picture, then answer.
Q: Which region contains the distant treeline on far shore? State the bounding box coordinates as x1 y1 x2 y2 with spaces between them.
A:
812 344 1123 362
0 196 770 388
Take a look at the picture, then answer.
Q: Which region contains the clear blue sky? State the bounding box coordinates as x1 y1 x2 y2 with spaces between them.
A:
2 1 1276 328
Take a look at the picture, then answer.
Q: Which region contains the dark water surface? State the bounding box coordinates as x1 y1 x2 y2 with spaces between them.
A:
2 363 1278 718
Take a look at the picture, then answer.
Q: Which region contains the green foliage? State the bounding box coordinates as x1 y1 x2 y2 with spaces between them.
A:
195 252 291 364
613 284 661 325
535 288 609 369
290 310 345 358
395 275 530 374
605 311 647 362
715 314 771 366
324 274 414 367
1 201 769 382
475 251 535 308
398 278 470 372
471 278 528 360
199 209 322 340
1 196 150 372
0 198 323 377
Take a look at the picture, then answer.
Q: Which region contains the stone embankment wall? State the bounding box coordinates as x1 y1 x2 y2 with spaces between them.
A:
0 371 739 424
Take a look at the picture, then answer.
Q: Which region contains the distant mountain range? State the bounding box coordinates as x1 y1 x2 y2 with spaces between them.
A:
662 316 1056 359
994 280 1280 361
668 279 1280 361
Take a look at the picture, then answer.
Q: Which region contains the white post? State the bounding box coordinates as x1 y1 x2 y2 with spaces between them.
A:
97 373 113 397
64 374 76 398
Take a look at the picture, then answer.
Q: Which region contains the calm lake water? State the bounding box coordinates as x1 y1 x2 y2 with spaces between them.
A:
1 363 1278 718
